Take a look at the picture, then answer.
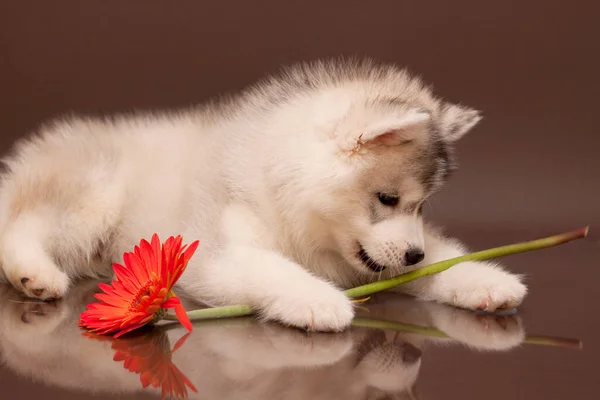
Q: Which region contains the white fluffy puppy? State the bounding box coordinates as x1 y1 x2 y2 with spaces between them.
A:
0 58 527 331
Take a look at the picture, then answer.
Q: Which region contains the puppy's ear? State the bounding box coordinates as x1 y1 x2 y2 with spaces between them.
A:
358 108 430 148
438 103 482 142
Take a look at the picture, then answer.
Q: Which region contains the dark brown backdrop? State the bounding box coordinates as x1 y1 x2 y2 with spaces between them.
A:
2 1 598 230
0 1 599 399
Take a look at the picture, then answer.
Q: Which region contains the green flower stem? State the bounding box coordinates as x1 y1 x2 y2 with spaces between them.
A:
159 316 582 350
351 317 582 350
164 226 588 322
523 335 583 349
351 317 447 337
164 304 253 321
345 226 589 298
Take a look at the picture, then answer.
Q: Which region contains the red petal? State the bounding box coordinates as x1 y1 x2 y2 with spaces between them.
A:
172 332 191 353
174 302 192 332
94 293 129 308
98 282 117 295
145 305 160 315
182 240 200 264
123 252 149 283
156 287 168 298
140 238 157 276
171 239 199 286
161 296 181 308
113 263 140 292
147 233 163 279
140 371 153 388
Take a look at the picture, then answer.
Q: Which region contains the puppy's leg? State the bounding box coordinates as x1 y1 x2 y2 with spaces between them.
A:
0 212 70 300
400 226 527 312
0 163 124 300
180 246 355 332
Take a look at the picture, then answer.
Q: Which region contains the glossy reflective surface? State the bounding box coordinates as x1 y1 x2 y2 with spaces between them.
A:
1 0 599 398
0 227 597 399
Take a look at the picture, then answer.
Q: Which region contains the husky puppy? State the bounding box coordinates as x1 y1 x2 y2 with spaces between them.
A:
0 58 526 331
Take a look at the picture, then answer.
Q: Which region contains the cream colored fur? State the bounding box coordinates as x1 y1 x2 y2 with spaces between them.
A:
0 58 527 331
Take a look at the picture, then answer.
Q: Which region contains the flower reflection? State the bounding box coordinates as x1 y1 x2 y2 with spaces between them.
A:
85 327 197 399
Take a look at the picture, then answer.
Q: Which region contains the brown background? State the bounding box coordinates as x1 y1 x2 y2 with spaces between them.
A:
0 1 599 399
2 0 599 230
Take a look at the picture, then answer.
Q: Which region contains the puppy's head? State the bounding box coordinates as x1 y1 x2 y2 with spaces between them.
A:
328 99 479 275
262 59 481 276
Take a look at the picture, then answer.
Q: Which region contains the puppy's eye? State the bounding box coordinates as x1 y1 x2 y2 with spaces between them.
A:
377 192 399 207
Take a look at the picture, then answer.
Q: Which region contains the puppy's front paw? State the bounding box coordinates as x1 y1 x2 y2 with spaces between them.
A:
262 284 355 332
7 263 70 301
435 261 527 312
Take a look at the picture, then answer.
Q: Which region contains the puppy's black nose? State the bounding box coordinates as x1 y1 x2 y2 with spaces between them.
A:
404 249 425 266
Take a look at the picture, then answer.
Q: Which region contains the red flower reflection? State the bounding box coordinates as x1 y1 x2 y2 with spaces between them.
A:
86 329 198 399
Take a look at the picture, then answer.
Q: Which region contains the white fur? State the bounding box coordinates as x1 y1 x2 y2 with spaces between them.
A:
0 283 526 399
0 58 527 331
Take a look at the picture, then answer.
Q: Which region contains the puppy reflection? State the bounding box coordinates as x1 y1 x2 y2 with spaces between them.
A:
0 282 527 399
359 292 526 353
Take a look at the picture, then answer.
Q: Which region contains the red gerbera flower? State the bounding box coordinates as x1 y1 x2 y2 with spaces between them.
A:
86 329 198 400
79 234 199 337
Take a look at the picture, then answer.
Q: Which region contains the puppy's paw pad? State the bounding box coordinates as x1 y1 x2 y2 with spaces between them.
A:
18 270 70 301
476 300 490 311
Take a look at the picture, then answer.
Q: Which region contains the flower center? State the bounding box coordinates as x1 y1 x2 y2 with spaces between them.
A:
129 279 162 313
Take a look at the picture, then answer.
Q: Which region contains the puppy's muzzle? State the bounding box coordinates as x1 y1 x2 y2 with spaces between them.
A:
357 246 425 271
